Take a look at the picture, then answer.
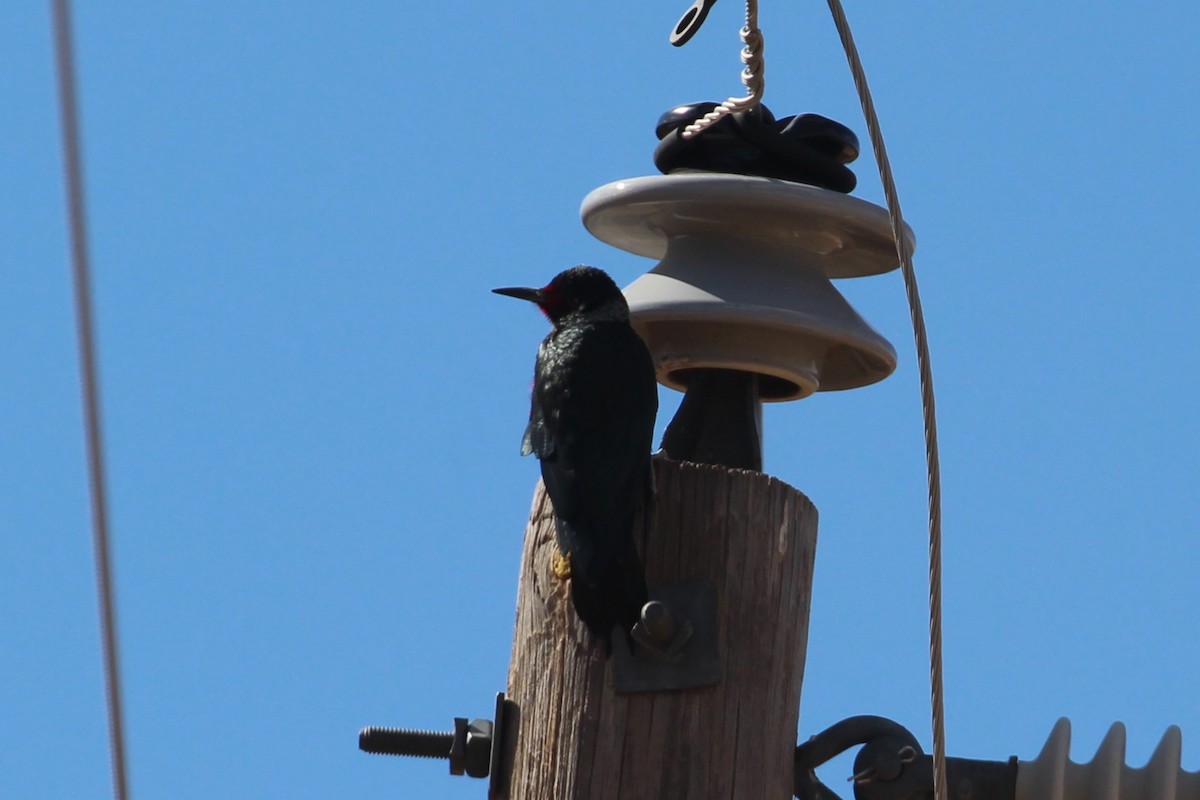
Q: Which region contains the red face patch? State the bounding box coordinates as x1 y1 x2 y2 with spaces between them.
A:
538 281 564 318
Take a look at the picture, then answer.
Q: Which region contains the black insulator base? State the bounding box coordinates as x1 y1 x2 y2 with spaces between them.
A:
654 102 859 193
661 369 763 471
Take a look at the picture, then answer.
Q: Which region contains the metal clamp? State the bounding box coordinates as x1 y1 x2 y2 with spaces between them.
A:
794 716 1016 800
795 716 922 800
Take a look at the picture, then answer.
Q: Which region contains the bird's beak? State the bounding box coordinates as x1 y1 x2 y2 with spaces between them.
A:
492 286 544 304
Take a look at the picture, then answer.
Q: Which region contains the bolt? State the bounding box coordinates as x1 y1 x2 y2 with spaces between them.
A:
359 726 453 759
359 717 494 779
631 599 694 658
641 600 676 642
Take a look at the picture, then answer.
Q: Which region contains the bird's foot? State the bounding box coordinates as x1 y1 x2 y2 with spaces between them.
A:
551 550 573 581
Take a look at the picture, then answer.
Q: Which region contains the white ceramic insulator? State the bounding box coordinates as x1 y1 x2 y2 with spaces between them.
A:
1017 718 1200 800
581 174 911 401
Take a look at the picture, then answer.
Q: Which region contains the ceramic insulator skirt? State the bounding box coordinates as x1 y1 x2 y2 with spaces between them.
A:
1017 718 1200 800
581 173 914 401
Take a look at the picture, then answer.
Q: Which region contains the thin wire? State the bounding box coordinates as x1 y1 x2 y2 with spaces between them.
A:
823 4 948 800
681 0 765 138
50 2 131 799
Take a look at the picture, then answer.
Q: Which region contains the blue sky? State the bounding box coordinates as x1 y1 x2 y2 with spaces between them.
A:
3 2 1198 797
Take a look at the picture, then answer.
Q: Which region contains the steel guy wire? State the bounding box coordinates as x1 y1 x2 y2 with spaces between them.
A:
50 2 131 798
823 4 949 800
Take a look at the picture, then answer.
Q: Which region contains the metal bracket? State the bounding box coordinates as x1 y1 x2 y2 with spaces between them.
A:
487 692 510 800
660 368 763 471
611 582 720 693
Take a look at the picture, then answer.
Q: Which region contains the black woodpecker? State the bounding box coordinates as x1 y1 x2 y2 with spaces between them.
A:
494 266 657 654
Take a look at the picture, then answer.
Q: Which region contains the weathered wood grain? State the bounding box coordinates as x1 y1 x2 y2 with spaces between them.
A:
502 458 818 799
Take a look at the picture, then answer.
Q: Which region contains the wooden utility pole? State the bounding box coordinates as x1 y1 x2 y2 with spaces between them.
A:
502 457 818 799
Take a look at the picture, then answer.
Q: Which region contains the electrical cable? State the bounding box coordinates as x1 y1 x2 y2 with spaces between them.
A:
822 5 949 800
49 2 131 798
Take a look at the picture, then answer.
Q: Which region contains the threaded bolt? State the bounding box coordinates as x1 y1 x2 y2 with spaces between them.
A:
359 694 507 791
359 726 453 759
359 717 493 779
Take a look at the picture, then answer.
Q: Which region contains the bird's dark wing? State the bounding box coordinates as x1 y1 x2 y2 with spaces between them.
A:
534 321 658 587
520 400 552 458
